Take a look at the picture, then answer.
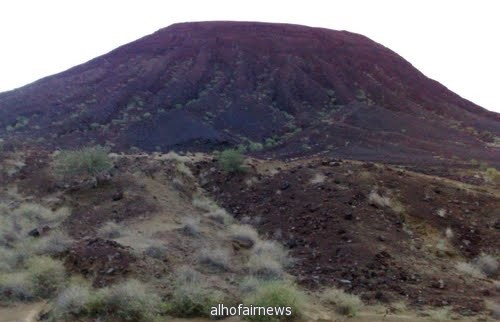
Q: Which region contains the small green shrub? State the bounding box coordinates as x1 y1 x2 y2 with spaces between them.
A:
264 138 278 148
243 280 307 321
55 145 112 180
26 256 66 298
249 142 264 152
484 167 500 184
167 267 223 317
85 287 111 316
0 272 34 302
51 283 91 320
105 279 161 321
0 248 16 272
218 149 245 173
0 242 31 271
52 279 161 321
320 287 362 317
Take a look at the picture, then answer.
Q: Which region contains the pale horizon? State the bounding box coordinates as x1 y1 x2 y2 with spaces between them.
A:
0 0 499 113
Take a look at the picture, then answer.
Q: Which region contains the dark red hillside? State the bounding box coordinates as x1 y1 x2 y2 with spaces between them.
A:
0 21 498 164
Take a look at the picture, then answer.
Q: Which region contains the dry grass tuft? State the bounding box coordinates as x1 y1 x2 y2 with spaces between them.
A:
475 253 498 276
167 266 224 317
197 248 231 272
192 195 220 212
310 173 326 184
456 253 498 278
144 240 168 260
229 224 259 248
180 217 201 236
436 208 447 218
206 209 234 225
176 162 194 178
51 282 91 319
32 230 73 255
455 262 485 278
0 272 35 302
97 221 122 239
424 306 452 321
486 300 500 319
247 254 284 280
243 280 307 321
368 190 405 214
253 240 290 267
26 256 67 298
320 287 363 317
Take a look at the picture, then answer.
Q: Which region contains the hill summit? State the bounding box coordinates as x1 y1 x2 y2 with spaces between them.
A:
0 21 498 164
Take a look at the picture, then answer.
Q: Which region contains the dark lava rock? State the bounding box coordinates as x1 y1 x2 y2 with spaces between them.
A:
28 228 40 237
280 181 291 190
112 191 124 201
344 213 354 220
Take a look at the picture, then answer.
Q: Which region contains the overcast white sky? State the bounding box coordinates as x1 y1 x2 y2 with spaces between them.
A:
0 0 499 112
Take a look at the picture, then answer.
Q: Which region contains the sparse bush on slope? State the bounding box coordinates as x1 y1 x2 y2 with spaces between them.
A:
51 283 91 320
0 272 35 302
26 256 67 298
197 247 231 271
51 279 161 322
54 145 113 181
320 287 362 317
243 280 307 321
166 266 224 318
484 167 500 184
103 279 161 321
218 149 245 173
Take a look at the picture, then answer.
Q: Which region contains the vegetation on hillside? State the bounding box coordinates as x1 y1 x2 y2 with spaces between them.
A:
54 145 113 181
218 149 246 173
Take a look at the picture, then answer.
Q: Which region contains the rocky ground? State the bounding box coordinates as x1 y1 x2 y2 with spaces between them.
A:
0 149 498 321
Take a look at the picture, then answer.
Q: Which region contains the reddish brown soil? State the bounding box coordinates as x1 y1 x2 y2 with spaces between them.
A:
0 22 498 164
62 178 156 238
65 238 136 287
198 157 499 315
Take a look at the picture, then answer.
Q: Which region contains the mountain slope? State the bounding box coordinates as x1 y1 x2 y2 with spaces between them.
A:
0 21 498 164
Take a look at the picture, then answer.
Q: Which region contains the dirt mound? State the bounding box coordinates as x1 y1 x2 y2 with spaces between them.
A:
65 238 136 287
0 22 498 164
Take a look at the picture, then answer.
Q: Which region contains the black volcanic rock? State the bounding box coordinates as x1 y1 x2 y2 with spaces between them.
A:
0 21 498 163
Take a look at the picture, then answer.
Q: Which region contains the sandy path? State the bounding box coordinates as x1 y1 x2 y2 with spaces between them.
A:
0 302 45 322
